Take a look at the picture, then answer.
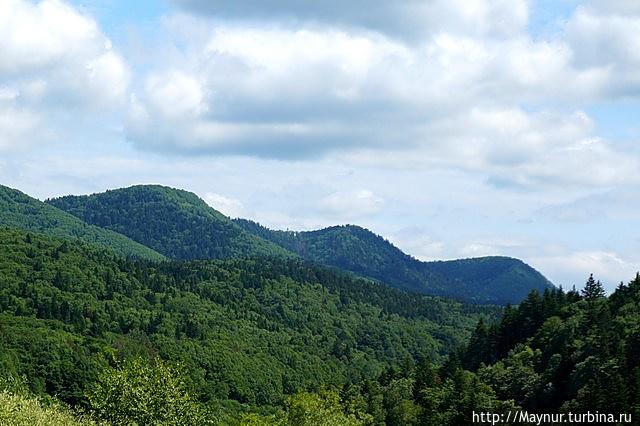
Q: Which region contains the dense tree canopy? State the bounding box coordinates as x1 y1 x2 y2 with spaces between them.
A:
0 185 163 261
0 228 495 423
235 220 554 304
48 185 290 260
1 183 637 425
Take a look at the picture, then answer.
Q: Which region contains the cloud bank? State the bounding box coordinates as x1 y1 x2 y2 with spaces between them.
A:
124 2 640 192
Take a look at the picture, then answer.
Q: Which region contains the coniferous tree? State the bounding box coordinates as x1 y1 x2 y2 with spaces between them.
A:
582 274 605 301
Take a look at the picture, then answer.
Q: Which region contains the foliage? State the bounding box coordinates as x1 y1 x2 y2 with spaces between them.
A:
0 390 103 426
4 185 638 424
235 220 554 304
460 274 640 415
0 185 163 260
0 228 493 416
48 185 291 260
88 357 208 425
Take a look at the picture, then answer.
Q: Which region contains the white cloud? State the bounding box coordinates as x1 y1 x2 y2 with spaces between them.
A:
125 8 636 186
171 0 529 40
203 192 246 217
587 0 640 15
564 5 640 97
533 250 639 292
319 190 384 220
0 107 42 151
0 0 98 74
145 71 206 119
0 0 129 150
445 109 639 187
347 107 640 191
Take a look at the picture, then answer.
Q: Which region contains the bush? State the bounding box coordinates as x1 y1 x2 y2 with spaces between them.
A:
87 357 208 425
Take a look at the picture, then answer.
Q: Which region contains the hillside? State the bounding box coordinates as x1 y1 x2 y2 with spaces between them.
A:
46 184 553 304
48 185 291 261
0 227 497 421
234 221 554 304
446 274 640 419
0 185 163 260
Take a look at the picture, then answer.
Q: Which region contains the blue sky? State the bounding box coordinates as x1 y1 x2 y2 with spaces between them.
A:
2 0 640 291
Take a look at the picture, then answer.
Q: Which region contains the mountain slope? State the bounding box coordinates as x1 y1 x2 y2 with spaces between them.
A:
0 227 497 409
0 185 163 260
48 185 291 260
47 184 552 304
234 220 554 304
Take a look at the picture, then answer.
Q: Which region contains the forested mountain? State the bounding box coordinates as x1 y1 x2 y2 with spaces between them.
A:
48 185 291 260
235 220 553 304
236 275 640 425
0 185 163 261
3 225 637 425
47 184 552 304
0 228 498 424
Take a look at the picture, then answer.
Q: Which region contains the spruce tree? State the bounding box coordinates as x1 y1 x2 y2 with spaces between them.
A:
582 274 605 301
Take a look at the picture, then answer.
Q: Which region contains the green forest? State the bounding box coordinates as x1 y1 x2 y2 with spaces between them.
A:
0 185 163 261
2 226 638 424
47 185 552 304
48 185 291 260
234 220 553 305
0 184 637 425
0 227 497 424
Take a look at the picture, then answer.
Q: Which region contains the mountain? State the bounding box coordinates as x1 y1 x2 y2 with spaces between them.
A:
234 221 554 304
48 185 291 260
0 227 497 415
47 184 552 304
0 185 163 260
2 228 636 425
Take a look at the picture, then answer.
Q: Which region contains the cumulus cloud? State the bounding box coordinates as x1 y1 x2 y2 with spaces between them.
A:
0 0 129 150
564 5 640 97
125 21 614 162
126 0 640 194
428 108 640 188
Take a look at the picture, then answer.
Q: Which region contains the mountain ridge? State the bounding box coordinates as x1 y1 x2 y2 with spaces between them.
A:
47 184 553 304
0 184 164 260
48 184 292 261
234 219 554 304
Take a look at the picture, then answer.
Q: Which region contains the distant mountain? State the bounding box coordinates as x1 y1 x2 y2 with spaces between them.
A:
46 184 552 304
0 185 163 260
234 220 554 304
48 185 291 260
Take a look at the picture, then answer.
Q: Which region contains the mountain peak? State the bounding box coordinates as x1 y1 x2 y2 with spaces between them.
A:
48 186 290 260
235 218 554 305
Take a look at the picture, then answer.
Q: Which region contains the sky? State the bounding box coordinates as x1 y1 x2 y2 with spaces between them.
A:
1 0 639 291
